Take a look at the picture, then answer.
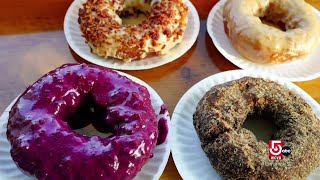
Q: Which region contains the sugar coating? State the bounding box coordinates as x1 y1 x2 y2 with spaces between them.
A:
193 77 320 179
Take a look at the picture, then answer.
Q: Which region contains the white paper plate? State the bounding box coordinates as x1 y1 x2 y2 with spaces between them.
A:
207 0 320 82
171 70 320 180
64 0 200 70
0 71 171 180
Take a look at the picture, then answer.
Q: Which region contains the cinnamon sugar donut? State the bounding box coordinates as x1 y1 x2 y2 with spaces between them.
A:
223 0 320 64
78 0 188 62
193 77 320 179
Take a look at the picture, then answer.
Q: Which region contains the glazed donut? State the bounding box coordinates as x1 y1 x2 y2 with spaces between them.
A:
78 0 188 62
7 64 158 179
193 77 320 179
223 0 320 64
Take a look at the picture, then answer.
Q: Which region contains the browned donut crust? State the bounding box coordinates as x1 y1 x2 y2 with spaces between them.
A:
193 77 320 179
223 0 320 64
78 0 188 62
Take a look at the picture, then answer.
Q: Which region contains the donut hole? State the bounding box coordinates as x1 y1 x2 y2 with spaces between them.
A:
67 95 113 138
259 17 287 31
118 0 152 25
257 3 297 32
242 108 279 143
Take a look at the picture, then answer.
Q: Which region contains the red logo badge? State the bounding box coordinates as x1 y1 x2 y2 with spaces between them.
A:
268 140 284 160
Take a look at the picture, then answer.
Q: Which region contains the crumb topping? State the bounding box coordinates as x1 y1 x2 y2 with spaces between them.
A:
79 0 188 62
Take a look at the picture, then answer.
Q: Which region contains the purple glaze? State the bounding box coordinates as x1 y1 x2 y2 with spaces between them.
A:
6 64 158 180
156 118 168 145
156 104 169 145
159 104 167 115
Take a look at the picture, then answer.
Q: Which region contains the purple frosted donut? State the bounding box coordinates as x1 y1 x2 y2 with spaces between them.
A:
6 64 158 180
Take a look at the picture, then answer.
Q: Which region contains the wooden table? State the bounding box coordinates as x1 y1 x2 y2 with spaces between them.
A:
0 0 319 179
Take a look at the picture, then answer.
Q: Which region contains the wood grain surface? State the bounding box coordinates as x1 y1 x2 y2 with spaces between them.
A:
0 0 319 179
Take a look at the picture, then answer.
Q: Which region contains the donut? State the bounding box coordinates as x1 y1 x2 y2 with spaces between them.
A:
193 77 320 179
7 64 159 179
223 0 320 64
78 0 188 62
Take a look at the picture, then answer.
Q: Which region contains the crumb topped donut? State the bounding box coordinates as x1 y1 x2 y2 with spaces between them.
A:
78 0 188 62
193 77 320 179
223 0 320 64
7 64 159 180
